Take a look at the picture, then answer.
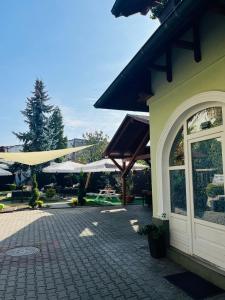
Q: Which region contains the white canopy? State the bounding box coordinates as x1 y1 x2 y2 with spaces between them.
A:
72 159 147 173
0 146 92 166
42 161 84 173
0 168 12 176
0 163 9 170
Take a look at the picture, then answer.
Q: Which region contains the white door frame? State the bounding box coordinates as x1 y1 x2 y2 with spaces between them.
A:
187 131 225 256
155 91 225 265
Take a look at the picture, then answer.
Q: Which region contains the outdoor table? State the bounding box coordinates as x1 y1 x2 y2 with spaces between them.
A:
96 189 118 200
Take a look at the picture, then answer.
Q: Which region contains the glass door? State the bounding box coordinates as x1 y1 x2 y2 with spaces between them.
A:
189 134 225 269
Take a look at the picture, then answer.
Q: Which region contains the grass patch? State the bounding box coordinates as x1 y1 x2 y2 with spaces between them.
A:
84 196 121 206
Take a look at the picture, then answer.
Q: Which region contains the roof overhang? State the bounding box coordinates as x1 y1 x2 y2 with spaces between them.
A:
111 0 156 18
95 0 222 112
104 114 150 160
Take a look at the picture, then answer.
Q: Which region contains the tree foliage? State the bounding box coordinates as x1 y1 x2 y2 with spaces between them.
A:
78 130 109 163
14 79 53 152
49 106 67 150
13 80 67 173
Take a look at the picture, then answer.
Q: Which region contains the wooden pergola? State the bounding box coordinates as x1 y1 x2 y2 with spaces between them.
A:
104 114 150 205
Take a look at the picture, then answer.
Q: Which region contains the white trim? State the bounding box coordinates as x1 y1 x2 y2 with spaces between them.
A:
169 165 185 171
155 91 225 217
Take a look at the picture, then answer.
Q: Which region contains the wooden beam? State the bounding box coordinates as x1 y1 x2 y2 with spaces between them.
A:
193 22 201 62
109 156 123 172
122 131 149 178
150 64 167 72
106 119 133 154
121 161 127 206
150 49 172 83
174 40 194 50
210 4 225 16
166 47 172 82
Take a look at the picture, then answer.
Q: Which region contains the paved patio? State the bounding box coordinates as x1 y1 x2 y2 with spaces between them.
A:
0 206 224 300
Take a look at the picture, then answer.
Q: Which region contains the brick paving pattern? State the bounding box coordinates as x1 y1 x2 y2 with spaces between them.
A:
0 206 224 300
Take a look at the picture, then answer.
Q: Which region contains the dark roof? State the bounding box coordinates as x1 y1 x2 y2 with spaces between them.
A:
94 0 213 112
104 114 150 159
111 0 156 18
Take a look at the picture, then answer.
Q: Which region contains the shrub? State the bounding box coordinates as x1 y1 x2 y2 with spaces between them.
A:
29 175 40 208
0 203 5 210
71 197 78 207
36 200 44 208
45 188 56 199
206 183 224 198
138 224 165 239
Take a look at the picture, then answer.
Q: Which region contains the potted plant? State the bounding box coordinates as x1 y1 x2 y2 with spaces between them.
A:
139 224 166 258
206 183 224 210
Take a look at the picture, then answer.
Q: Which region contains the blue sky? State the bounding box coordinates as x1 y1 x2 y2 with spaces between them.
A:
0 1 158 145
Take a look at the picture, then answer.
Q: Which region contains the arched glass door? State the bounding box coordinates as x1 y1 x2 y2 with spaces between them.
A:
169 106 225 269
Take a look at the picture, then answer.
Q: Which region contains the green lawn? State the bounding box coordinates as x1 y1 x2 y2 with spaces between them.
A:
85 195 121 206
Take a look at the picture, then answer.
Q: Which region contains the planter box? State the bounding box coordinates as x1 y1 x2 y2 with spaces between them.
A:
148 234 166 258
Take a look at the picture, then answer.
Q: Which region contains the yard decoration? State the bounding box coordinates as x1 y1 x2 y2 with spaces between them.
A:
139 224 166 258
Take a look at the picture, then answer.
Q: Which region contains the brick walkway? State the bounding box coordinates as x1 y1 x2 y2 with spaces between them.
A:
0 206 223 300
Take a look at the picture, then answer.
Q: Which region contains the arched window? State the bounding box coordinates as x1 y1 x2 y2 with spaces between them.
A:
169 127 187 216
187 107 222 135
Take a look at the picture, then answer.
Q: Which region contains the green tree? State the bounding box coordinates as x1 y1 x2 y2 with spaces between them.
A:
49 106 68 151
14 79 53 152
78 130 109 163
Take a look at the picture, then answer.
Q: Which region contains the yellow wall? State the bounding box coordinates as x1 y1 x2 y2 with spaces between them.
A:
149 13 225 216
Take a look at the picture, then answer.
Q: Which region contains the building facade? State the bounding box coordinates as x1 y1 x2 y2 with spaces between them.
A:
95 0 225 288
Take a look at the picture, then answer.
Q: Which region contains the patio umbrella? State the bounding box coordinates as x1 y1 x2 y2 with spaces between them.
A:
0 163 9 170
42 161 84 173
73 158 147 173
0 168 12 176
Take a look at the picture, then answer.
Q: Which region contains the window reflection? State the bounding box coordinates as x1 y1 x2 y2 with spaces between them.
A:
169 127 184 166
170 170 187 216
191 138 225 225
187 107 222 135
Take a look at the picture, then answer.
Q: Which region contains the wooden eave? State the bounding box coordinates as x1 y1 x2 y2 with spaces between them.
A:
94 0 225 112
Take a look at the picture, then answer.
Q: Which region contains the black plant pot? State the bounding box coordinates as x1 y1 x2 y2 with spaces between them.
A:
148 234 166 258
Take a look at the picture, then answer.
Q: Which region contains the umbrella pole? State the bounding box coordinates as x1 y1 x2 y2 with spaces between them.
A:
85 172 92 190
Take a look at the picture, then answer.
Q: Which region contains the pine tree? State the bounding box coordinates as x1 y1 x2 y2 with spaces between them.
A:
49 106 68 150
14 79 53 152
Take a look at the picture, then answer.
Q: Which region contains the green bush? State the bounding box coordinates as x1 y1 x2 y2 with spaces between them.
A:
71 197 78 207
36 200 44 208
0 203 5 210
45 188 56 199
138 224 165 239
206 183 224 197
29 175 40 208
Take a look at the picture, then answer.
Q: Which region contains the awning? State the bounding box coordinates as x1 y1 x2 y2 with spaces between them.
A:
0 146 92 166
42 161 85 173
